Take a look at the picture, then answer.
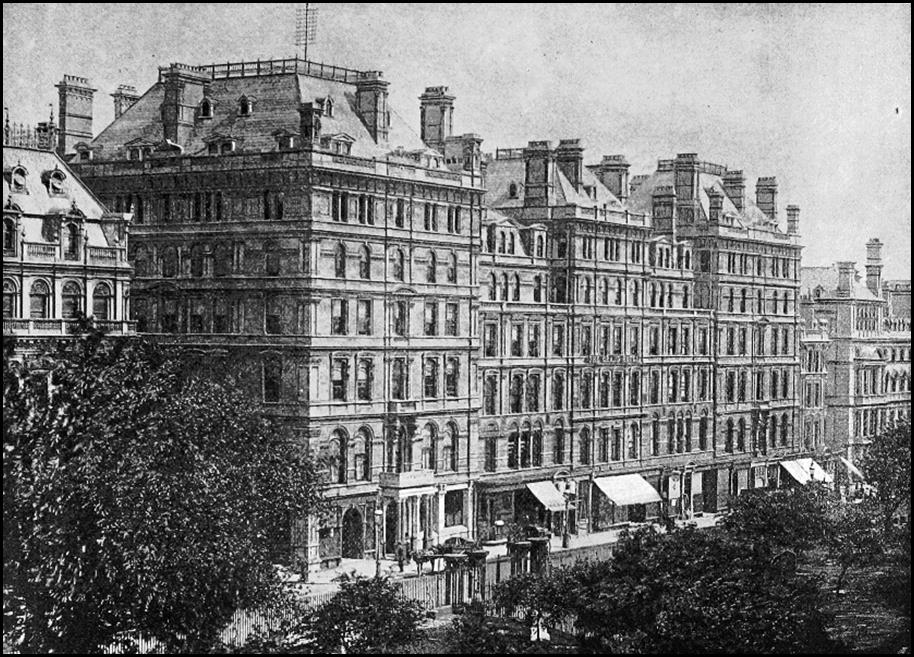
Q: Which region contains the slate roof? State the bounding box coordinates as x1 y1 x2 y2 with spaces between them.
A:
3 145 111 246
627 169 774 229
800 265 881 302
90 70 432 163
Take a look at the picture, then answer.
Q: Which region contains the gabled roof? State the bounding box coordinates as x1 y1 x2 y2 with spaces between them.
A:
800 265 881 302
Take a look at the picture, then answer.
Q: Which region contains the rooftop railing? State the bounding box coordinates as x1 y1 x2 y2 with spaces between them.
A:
157 58 365 84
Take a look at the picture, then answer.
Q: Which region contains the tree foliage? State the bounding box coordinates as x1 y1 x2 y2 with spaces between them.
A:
859 420 912 532
298 576 426 654
721 484 832 552
2 328 324 653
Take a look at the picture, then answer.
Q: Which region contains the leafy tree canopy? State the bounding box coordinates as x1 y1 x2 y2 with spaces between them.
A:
3 327 324 653
859 420 911 532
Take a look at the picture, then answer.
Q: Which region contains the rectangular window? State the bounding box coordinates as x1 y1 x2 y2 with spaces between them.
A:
552 324 565 356
331 299 348 335
444 490 464 527
445 357 459 397
423 357 439 398
393 300 408 336
356 359 373 401
424 300 438 336
391 358 408 400
484 323 498 357
445 302 458 336
613 326 623 355
630 326 640 355
511 324 524 357
331 358 349 401
332 191 350 222
528 324 541 357
581 325 592 356
357 299 372 335
395 198 406 228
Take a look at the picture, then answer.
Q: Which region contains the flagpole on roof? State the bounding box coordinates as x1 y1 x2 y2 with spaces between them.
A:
295 3 318 62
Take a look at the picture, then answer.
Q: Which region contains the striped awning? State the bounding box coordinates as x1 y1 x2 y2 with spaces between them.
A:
781 458 834 485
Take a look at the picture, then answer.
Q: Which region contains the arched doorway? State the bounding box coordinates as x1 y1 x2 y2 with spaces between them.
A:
341 507 364 558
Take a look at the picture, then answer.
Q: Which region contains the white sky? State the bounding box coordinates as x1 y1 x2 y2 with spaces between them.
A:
4 3 911 278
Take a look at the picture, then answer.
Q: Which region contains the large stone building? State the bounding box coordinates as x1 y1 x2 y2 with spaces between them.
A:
800 240 912 479
52 54 829 570
67 58 485 571
475 145 808 541
3 119 133 349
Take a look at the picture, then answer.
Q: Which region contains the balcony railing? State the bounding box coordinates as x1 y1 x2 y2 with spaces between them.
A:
379 469 437 490
3 318 136 335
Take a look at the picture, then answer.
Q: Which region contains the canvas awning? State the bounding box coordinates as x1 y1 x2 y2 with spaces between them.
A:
526 481 567 512
839 456 865 480
780 458 834 485
593 474 662 506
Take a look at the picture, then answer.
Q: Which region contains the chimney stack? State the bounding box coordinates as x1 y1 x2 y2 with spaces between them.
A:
593 154 630 200
522 141 556 207
708 188 724 223
160 63 209 146
865 238 883 298
756 177 778 223
112 84 140 119
555 139 584 193
836 262 856 298
629 174 648 197
56 74 96 155
299 102 323 146
355 71 390 143
651 185 677 234
673 153 699 201
419 86 454 152
722 170 745 212
786 205 800 235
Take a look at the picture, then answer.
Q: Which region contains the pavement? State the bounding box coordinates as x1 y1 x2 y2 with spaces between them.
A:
284 513 722 597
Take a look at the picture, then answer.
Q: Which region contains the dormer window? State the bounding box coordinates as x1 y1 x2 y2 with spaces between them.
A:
220 140 236 154
279 135 297 150
508 182 518 199
128 146 153 161
238 96 253 117
199 99 213 119
47 169 67 196
11 166 27 193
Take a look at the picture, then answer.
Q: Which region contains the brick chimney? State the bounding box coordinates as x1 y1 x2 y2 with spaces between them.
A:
786 205 800 235
651 185 677 233
419 85 454 152
522 141 556 207
673 153 699 201
836 262 856 298
722 170 745 212
299 102 323 146
592 154 630 200
555 139 584 193
112 84 140 119
756 177 778 223
355 71 390 143
865 238 883 298
56 74 96 155
708 188 724 223
160 63 209 146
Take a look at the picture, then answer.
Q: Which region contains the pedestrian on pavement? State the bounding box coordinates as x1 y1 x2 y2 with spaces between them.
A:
395 541 406 572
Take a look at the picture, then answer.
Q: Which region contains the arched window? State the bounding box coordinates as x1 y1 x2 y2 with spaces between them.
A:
29 280 51 319
651 415 661 455
488 273 497 301
512 274 521 301
3 218 16 254
533 275 543 302
629 422 640 459
161 246 178 278
422 423 438 471
780 413 789 447
579 427 591 465
532 422 543 467
508 182 518 199
737 418 746 451
352 427 371 481
328 428 348 484
520 422 532 468
501 273 509 301
189 244 205 278
359 245 371 280
64 224 80 260
699 412 709 450
445 252 458 283
92 283 112 320
725 419 735 453
2 279 17 319
426 251 437 283
199 98 213 119
392 249 405 281
334 242 347 279
62 281 82 319
239 96 252 116
443 422 459 472
553 421 565 464
536 235 544 258
782 291 789 314
507 423 520 469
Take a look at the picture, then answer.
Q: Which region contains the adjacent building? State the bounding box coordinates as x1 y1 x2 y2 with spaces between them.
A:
3 118 133 350
800 240 912 481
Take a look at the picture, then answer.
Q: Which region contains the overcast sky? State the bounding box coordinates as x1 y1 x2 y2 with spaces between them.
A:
4 3 910 277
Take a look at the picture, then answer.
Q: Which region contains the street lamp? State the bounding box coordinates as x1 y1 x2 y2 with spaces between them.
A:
553 471 576 548
374 507 384 578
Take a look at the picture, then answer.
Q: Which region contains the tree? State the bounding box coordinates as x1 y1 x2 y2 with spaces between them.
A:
825 499 883 594
507 526 838 654
298 575 426 654
859 420 911 533
3 327 324 653
721 484 832 553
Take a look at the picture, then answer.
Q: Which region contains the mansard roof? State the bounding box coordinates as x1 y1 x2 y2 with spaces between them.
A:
800 265 881 302
89 67 431 163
